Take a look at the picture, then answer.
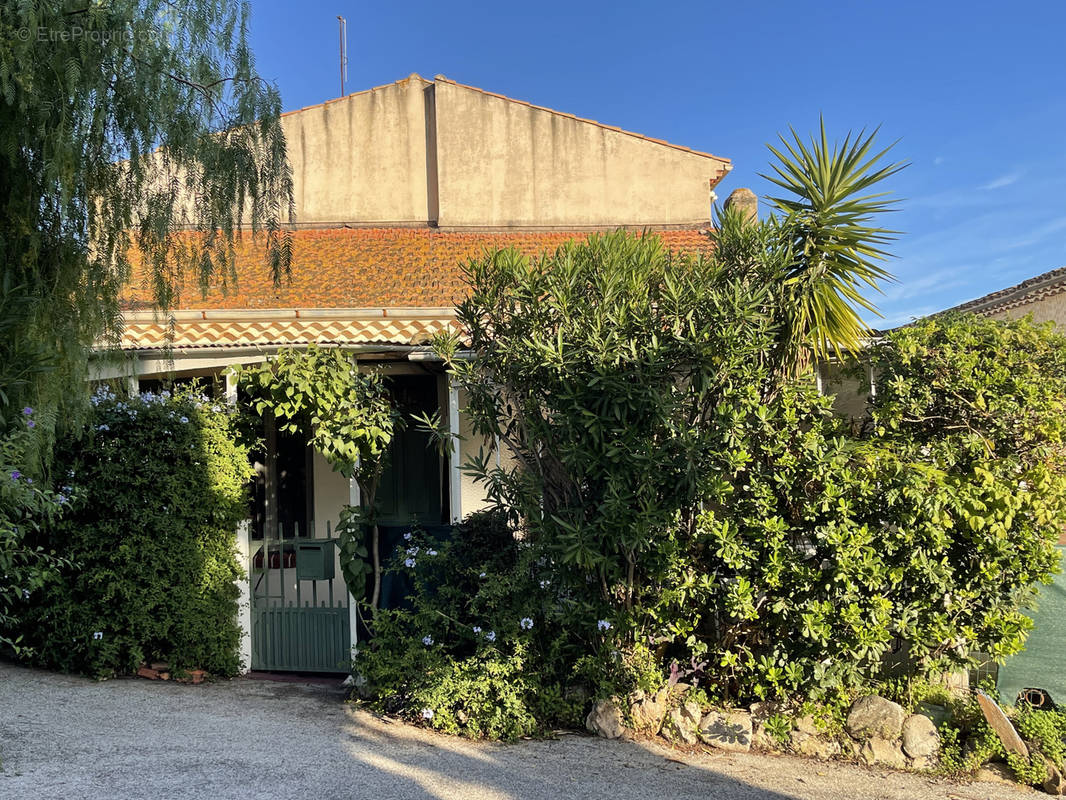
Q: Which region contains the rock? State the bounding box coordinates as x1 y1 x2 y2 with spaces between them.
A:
586 698 625 739
793 715 820 737
793 733 841 760
976 690 1029 759
975 762 1016 784
699 710 753 753
680 701 702 727
665 707 698 746
1043 756 1066 796
749 700 782 726
901 714 939 758
846 695 906 740
1040 763 1066 797
910 755 937 771
860 737 907 768
629 693 667 734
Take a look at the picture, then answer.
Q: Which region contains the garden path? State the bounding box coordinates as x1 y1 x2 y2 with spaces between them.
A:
0 662 1031 800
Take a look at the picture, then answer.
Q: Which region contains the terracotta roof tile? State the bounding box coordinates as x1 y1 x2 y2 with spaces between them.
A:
942 266 1066 317
121 227 716 312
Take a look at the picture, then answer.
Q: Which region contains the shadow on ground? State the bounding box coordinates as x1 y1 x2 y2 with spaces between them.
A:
0 660 1029 800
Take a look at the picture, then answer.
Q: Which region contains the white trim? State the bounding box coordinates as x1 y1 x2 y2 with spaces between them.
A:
121 306 456 323
448 381 462 524
347 470 360 652
235 520 253 673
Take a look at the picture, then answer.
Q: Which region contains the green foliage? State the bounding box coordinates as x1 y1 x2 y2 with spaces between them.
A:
0 409 69 651
12 386 253 678
232 345 394 482
1015 707 1066 769
232 345 397 609
760 120 905 362
765 713 793 746
0 0 293 423
433 233 1065 714
353 510 587 740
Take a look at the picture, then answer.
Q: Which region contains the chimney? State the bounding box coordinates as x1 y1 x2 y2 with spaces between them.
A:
724 187 758 222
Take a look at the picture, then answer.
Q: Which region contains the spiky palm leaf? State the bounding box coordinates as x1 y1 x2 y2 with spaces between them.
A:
761 119 906 362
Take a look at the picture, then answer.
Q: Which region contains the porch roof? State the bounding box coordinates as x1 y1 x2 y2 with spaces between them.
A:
118 307 457 351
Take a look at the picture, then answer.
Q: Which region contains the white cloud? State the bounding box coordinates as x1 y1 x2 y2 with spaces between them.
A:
979 169 1024 191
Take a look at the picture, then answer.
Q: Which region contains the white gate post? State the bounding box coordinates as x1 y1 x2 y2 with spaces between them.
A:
236 519 253 673
448 381 462 524
347 475 360 654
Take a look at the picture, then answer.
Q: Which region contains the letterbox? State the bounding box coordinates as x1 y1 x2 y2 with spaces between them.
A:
295 539 336 581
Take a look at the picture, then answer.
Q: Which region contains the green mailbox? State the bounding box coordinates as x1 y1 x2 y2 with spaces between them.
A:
295 539 336 581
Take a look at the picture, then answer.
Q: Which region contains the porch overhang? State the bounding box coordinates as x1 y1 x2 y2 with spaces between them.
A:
115 306 459 351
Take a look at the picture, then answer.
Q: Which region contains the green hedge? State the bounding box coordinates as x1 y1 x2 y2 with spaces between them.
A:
16 386 253 678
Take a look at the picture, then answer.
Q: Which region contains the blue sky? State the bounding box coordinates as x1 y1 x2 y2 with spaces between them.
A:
247 0 1065 328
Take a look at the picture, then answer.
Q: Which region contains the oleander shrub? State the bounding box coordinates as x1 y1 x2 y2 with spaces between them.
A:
15 386 253 678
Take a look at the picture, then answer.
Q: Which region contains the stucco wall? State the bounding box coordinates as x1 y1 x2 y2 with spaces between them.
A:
432 80 725 228
277 75 727 229
281 75 432 225
985 295 1066 327
312 449 351 536
457 388 495 517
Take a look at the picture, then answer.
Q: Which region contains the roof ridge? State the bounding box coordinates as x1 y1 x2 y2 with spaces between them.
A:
944 265 1066 315
280 73 431 119
432 75 731 165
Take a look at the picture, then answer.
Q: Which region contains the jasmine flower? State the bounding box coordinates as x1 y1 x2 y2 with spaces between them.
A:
519 617 533 630
422 635 433 646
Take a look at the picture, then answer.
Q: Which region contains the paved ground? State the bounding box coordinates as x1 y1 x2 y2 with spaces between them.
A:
0 661 1036 800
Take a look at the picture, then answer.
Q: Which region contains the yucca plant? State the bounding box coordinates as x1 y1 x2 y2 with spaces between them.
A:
718 120 905 373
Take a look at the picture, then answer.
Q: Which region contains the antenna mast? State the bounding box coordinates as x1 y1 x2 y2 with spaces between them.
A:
337 16 348 97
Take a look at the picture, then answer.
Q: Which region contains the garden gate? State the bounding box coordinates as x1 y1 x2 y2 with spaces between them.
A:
249 521 351 672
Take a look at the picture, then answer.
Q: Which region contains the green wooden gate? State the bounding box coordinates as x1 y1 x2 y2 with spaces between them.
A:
249 523 351 672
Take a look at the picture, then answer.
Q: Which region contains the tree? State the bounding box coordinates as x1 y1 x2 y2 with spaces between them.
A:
0 1 293 426
0 0 291 658
231 346 397 613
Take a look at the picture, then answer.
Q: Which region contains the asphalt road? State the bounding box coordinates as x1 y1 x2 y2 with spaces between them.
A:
0 661 1034 800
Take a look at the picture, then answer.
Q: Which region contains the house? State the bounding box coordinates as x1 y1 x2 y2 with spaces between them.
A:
98 74 733 672
941 266 1066 325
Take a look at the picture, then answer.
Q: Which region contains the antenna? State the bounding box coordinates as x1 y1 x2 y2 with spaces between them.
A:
337 16 348 97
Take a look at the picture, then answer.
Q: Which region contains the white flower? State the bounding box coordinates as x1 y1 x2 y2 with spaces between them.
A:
1020 480 1030 491
22 589 30 599
179 416 189 424
93 631 103 640
422 635 433 646
597 620 612 631
539 579 550 589
404 558 416 568
485 631 496 642
406 546 419 556
403 532 413 541
421 708 434 720
519 617 534 630
427 549 437 556
479 572 487 579
472 626 482 634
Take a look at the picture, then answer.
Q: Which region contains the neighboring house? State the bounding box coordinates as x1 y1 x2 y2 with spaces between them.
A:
941 266 1066 324
97 74 732 672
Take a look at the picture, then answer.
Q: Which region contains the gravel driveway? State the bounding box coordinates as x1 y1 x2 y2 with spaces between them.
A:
0 661 1034 800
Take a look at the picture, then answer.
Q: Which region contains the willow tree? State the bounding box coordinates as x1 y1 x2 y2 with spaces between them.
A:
0 1 293 428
